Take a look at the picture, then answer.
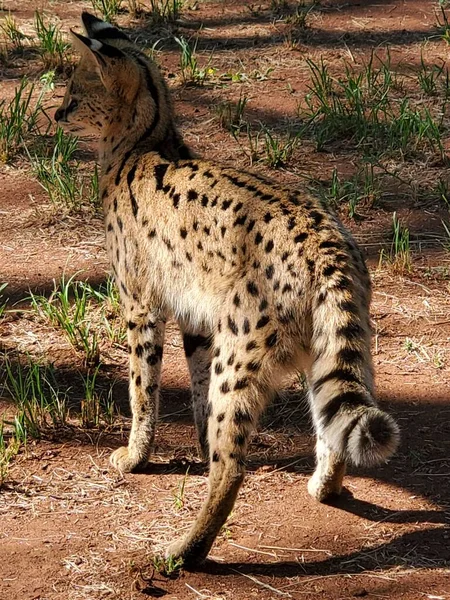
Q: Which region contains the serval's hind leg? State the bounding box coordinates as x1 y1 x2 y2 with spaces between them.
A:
167 319 276 566
181 327 212 460
307 435 346 502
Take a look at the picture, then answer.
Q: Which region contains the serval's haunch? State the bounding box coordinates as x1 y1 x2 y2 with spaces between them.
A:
56 12 399 566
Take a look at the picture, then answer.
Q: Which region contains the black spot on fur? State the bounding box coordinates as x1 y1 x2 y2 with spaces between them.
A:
256 315 270 329
294 232 308 244
228 316 238 335
265 240 274 253
234 214 247 226
323 264 338 277
265 265 274 279
146 354 158 365
266 331 277 347
234 408 253 425
235 433 246 446
247 361 261 372
163 237 174 251
224 174 246 188
220 381 231 394
154 163 169 191
233 293 241 307
320 239 342 250
243 318 250 334
146 383 158 395
246 340 257 351
247 281 259 296
180 227 188 239
310 211 324 227
234 377 249 390
127 165 139 217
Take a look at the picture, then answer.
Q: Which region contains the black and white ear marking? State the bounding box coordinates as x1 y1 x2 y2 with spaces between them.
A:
81 11 130 41
70 30 125 61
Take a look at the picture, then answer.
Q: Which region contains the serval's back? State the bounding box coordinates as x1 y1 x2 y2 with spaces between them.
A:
56 12 399 566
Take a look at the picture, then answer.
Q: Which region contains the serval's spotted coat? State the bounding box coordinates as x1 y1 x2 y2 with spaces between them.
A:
56 13 399 566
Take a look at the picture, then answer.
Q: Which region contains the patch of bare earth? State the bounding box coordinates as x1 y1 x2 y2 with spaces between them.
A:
1 0 450 599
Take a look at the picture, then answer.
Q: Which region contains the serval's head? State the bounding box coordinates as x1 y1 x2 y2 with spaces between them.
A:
55 12 172 141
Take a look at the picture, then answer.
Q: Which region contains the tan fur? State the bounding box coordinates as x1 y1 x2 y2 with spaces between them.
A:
56 13 400 567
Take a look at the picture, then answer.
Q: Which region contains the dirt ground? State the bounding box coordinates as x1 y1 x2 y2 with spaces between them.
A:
1 0 450 599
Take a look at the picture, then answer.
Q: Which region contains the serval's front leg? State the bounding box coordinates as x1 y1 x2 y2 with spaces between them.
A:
181 326 212 460
110 309 166 473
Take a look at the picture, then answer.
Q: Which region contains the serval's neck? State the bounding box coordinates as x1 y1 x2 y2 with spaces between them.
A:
99 114 193 171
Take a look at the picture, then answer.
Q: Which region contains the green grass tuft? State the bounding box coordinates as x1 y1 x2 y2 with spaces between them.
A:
3 354 68 440
34 11 70 71
0 77 47 162
90 0 123 23
29 274 101 367
174 36 215 85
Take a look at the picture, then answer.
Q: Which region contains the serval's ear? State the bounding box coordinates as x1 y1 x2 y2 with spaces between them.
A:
69 30 140 102
81 12 130 42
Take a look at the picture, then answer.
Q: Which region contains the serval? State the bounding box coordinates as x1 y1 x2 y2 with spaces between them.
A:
55 12 399 566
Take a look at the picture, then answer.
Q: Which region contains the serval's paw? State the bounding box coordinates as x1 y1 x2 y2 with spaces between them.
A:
165 536 208 569
110 446 147 473
307 471 343 503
